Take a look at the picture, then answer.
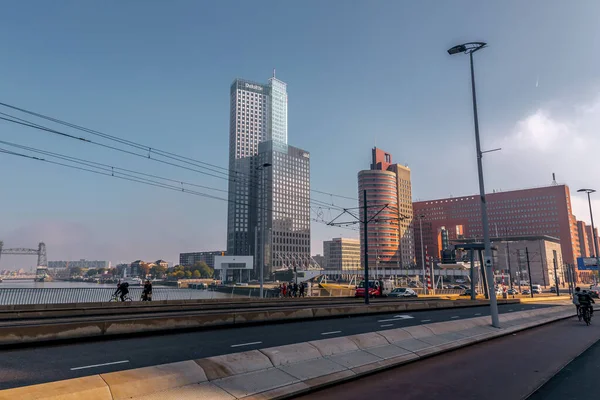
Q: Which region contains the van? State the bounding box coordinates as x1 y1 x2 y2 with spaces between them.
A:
532 284 542 294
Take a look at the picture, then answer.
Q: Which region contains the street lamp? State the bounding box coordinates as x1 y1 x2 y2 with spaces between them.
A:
578 188 600 283
256 162 272 298
448 41 500 328
417 214 426 294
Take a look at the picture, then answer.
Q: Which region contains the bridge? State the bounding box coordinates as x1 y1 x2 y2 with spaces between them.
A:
0 241 47 268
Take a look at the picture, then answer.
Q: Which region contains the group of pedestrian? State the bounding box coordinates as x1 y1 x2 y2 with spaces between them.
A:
278 281 306 298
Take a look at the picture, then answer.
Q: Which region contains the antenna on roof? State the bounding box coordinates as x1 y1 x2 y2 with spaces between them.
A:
552 173 557 185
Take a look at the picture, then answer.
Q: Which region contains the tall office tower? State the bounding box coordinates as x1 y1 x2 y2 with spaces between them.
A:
226 74 288 259
358 148 415 272
256 141 310 278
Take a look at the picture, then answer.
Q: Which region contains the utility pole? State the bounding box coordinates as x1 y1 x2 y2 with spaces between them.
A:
418 215 426 295
470 249 476 300
363 190 370 305
526 247 533 298
538 240 547 287
553 250 560 297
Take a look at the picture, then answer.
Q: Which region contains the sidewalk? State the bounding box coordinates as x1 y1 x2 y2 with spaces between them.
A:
294 316 600 400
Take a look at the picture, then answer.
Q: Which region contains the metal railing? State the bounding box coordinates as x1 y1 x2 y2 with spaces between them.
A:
0 288 241 305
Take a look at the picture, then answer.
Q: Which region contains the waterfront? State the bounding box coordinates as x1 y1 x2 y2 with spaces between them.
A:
0 280 241 304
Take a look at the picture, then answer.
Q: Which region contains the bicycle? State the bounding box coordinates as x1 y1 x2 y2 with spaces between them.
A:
581 305 592 326
109 293 133 302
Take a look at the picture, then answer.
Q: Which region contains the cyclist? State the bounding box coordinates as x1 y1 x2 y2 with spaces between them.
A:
142 280 153 301
114 281 130 302
574 287 582 319
578 288 595 319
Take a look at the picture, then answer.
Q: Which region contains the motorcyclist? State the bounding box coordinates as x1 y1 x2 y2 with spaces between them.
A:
577 287 595 318
114 281 130 302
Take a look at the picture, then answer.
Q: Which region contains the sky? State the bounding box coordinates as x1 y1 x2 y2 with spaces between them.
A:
1 0 600 269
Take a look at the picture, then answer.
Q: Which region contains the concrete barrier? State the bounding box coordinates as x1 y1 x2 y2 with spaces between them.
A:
0 306 574 400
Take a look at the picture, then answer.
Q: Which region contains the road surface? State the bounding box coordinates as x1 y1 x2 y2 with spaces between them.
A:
0 303 551 389
293 316 600 400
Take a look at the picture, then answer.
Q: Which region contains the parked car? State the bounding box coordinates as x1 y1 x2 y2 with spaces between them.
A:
507 288 519 295
388 287 418 298
532 288 541 294
550 286 557 293
522 289 531 295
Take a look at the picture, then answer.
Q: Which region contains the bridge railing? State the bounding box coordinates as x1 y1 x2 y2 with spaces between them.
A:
0 288 237 305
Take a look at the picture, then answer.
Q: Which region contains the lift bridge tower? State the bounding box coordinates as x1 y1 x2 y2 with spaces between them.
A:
0 241 48 268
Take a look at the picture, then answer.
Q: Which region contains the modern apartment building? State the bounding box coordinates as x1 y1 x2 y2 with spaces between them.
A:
577 221 591 258
358 148 415 270
256 140 310 276
412 184 582 275
584 225 599 257
48 260 111 270
179 251 225 269
323 238 361 271
226 74 288 259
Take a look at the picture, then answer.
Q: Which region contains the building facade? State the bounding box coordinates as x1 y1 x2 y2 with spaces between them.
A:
179 251 225 269
226 74 288 258
577 221 591 258
411 185 600 281
256 140 310 277
358 148 415 271
585 225 599 257
323 238 361 271
453 236 565 288
48 260 111 270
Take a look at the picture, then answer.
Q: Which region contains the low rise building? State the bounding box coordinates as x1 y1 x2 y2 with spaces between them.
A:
179 251 225 269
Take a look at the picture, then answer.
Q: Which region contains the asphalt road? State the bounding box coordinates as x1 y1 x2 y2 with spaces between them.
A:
0 303 552 390
294 316 600 400
528 322 600 399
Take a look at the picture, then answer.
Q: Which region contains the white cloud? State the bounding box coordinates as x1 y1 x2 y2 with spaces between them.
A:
488 95 600 224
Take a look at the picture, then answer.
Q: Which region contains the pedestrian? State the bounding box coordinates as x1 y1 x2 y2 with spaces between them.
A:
282 283 287 298
299 282 305 297
288 282 294 297
293 282 298 297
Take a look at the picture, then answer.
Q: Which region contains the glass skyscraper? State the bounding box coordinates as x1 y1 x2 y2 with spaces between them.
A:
226 73 310 280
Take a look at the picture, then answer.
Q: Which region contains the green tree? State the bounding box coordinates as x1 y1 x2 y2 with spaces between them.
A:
96 268 107 275
70 266 83 277
86 269 98 277
174 270 185 279
193 261 213 278
150 264 167 279
192 270 201 279
184 270 193 279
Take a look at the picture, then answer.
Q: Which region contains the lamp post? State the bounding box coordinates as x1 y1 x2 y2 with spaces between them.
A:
448 41 500 328
256 162 272 298
578 189 600 283
417 214 426 294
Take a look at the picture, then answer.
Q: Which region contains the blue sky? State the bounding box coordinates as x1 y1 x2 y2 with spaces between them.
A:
2 0 600 268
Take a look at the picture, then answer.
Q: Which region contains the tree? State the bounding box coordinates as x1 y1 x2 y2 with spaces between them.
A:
86 269 98 277
184 270 193 279
70 266 83 277
150 264 167 279
140 263 151 278
192 270 201 279
193 261 214 278
174 270 185 279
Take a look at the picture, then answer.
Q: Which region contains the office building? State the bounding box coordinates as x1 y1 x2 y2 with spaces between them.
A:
412 184 581 274
256 140 310 277
453 235 564 287
226 74 288 259
585 225 599 257
323 238 361 271
577 221 591 258
179 251 225 269
358 148 415 271
48 260 111 270
312 254 326 269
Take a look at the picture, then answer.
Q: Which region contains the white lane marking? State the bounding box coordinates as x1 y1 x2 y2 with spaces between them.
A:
380 324 394 327
421 319 431 323
378 315 414 323
509 309 513 311
451 316 460 319
70 360 129 371
231 341 262 348
474 313 482 316
321 331 342 336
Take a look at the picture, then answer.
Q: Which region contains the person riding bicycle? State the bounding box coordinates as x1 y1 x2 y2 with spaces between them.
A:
577 287 595 318
573 286 581 317
114 281 130 302
142 280 153 301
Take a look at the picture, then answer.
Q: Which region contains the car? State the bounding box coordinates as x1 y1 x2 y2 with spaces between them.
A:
532 288 541 294
460 289 478 296
507 288 519 295
522 289 531 295
388 287 418 298
588 290 599 299
550 286 557 293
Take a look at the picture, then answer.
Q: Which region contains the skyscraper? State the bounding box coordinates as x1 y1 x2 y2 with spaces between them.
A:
226 75 288 259
358 148 415 272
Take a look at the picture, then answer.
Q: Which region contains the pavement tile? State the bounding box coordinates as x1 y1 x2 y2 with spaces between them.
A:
393 338 432 352
213 367 298 398
279 357 346 381
327 350 382 369
240 382 310 400
128 382 235 400
260 342 321 366
303 370 356 389
364 344 413 360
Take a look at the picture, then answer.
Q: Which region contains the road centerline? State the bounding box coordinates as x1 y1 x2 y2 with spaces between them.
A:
321 331 342 336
